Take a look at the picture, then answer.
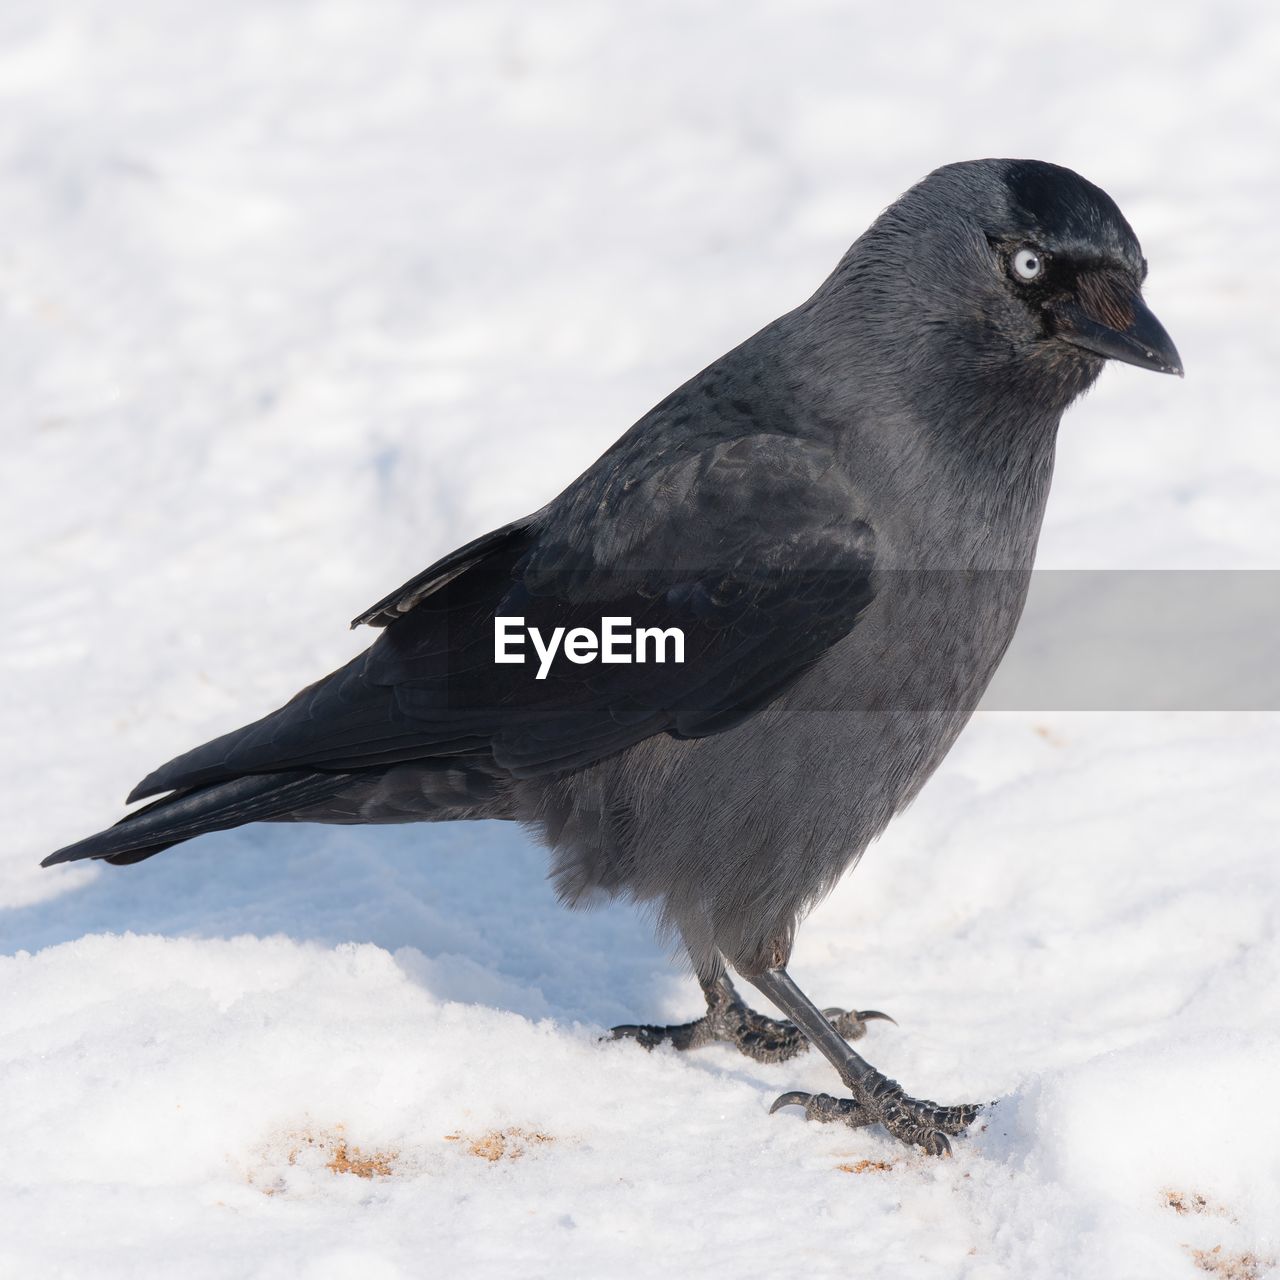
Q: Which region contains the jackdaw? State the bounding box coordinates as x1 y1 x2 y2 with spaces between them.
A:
45 159 1182 1155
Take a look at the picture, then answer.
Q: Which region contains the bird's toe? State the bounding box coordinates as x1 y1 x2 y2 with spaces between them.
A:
878 1091 981 1150
768 1090 876 1127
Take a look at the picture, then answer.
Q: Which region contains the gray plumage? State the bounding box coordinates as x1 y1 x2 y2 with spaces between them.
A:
45 159 1181 1151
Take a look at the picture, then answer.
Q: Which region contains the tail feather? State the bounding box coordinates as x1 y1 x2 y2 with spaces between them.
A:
43 770 355 867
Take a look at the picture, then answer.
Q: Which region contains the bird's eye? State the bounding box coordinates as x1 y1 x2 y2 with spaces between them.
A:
1012 247 1044 281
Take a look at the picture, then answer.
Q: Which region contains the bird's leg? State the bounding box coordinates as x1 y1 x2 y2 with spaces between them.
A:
610 971 891 1065
748 966 979 1156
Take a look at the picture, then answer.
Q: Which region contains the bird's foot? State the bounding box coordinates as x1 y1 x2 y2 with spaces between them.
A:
770 1072 980 1156
611 976 892 1065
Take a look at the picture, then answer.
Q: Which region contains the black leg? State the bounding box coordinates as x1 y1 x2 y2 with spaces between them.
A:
611 971 891 1065
748 966 979 1156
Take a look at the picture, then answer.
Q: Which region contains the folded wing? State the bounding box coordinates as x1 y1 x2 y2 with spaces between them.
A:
131 434 876 798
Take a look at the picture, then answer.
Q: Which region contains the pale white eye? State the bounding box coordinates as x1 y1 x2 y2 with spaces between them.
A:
1013 247 1044 281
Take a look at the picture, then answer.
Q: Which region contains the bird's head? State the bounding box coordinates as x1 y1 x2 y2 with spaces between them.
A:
982 159 1181 378
831 159 1182 401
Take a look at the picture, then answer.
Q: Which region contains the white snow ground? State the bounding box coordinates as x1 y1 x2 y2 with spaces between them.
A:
3 2 1280 1276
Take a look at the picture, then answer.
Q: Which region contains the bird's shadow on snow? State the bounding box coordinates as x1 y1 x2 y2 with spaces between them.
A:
0 821 689 1027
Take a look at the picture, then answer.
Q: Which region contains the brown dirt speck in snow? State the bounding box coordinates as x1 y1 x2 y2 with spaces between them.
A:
445 1127 554 1162
251 1124 399 1194
289 1127 397 1179
1163 1189 1235 1221
1185 1246 1274 1279
836 1159 893 1174
1162 1182 1239 1223
325 1139 397 1179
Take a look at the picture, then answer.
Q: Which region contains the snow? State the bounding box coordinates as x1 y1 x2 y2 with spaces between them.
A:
3 1 1280 1276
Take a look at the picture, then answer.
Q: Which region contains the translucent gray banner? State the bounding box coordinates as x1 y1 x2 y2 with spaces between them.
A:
982 571 1280 710
424 566 1280 713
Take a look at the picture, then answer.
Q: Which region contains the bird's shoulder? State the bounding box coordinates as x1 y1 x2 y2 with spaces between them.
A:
540 336 873 577
542 430 867 568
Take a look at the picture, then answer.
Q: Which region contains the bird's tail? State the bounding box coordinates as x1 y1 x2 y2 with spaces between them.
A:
42 770 355 868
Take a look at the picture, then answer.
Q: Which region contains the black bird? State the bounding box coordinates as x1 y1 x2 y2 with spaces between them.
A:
45 160 1181 1155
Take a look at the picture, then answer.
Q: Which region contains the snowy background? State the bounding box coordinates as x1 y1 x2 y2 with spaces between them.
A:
3 1 1280 1276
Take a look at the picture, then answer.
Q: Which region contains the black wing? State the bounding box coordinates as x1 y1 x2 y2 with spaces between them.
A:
131 435 875 797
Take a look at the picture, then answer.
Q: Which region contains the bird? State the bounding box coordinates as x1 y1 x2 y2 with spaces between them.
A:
44 159 1182 1155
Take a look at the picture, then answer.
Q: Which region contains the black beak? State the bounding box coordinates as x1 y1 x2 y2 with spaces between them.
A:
1049 273 1183 377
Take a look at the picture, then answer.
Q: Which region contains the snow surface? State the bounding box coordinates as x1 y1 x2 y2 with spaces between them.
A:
3 1 1280 1276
